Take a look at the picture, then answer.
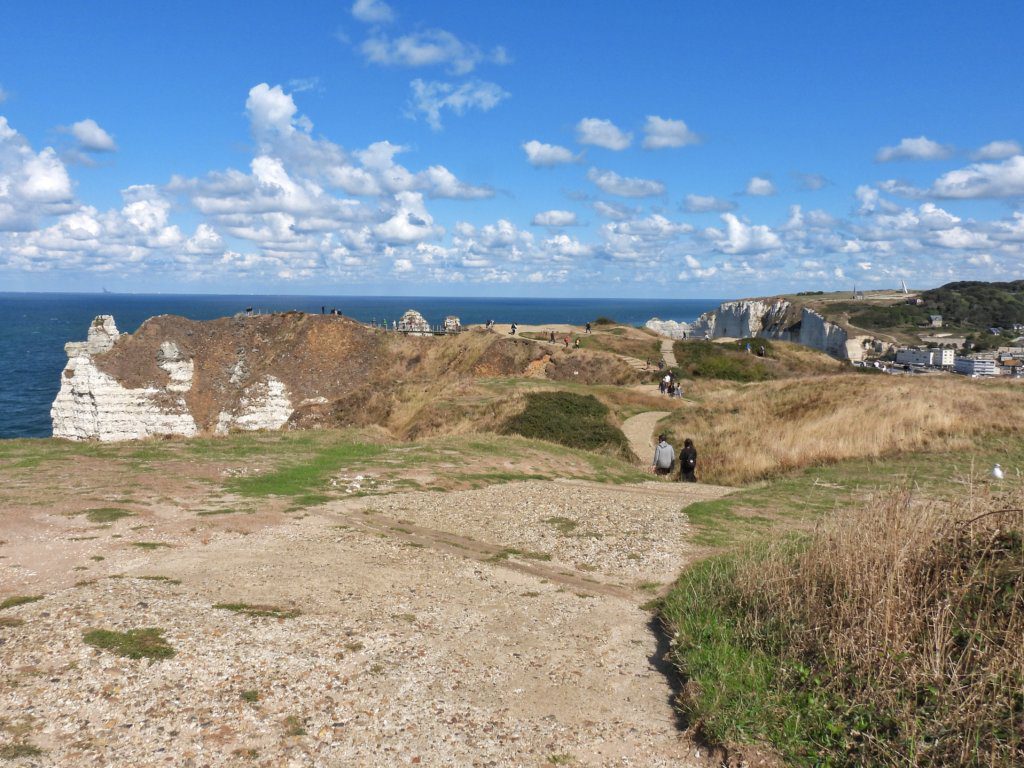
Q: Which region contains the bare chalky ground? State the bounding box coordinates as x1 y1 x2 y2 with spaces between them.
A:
0 480 732 767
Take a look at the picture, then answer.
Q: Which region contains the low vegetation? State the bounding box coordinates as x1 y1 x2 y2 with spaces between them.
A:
83 627 176 660
73 507 135 523
214 602 301 619
502 391 632 459
0 595 42 610
659 487 1023 766
672 339 773 382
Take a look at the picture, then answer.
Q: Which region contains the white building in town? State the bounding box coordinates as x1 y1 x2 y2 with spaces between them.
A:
954 356 997 376
895 348 954 367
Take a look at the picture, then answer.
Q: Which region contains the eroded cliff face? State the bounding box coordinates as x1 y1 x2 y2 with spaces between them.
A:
646 299 865 360
51 313 644 441
52 313 387 441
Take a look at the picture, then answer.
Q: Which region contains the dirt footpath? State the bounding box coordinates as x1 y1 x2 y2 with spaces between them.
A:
0 479 732 767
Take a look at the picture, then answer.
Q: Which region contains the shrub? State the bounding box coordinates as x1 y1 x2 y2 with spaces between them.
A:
672 340 773 382
502 391 632 458
660 487 1024 765
592 316 617 326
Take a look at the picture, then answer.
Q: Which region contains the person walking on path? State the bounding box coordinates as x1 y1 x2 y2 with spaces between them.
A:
652 434 675 476
574 337 581 349
510 322 518 336
678 438 697 482
585 322 592 334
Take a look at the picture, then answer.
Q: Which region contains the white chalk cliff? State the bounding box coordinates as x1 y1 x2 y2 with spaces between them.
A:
51 315 298 441
646 299 868 360
51 316 199 441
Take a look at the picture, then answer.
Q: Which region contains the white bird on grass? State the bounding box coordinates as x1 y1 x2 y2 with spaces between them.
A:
992 463 1005 480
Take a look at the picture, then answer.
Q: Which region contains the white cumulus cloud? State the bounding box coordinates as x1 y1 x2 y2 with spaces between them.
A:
70 119 117 152
576 118 632 150
351 0 394 23
876 136 952 162
929 155 1024 198
361 29 506 75
531 209 578 227
408 79 509 130
745 176 775 196
586 167 664 197
521 140 577 167
683 194 735 213
708 213 781 254
642 116 698 149
972 140 1021 160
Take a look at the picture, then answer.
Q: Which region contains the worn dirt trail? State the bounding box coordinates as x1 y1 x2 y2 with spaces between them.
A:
1 476 734 767
660 339 678 368
621 411 672 465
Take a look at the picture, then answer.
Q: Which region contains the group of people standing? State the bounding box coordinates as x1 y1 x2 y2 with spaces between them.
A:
659 372 683 398
653 435 698 482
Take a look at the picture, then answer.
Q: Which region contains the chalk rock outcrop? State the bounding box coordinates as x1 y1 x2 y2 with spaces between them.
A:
644 318 691 340
646 299 866 361
51 316 199 441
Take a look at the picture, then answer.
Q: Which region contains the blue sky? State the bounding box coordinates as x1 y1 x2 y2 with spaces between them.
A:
2 0 1023 297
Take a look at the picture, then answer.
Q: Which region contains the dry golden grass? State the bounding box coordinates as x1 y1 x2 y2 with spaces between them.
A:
741 485 1023 764
670 374 1024 485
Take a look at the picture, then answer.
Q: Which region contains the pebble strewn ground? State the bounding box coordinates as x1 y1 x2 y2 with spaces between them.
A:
1 480 731 767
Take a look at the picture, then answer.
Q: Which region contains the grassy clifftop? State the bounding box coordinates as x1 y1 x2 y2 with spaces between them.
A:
802 280 1024 338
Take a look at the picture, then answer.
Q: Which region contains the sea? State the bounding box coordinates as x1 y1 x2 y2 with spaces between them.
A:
0 292 722 439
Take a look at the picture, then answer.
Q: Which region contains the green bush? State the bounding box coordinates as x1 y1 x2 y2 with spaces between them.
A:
672 340 773 382
502 391 631 457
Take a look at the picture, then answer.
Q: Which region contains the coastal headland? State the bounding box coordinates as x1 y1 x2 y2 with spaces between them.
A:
2 295 1022 766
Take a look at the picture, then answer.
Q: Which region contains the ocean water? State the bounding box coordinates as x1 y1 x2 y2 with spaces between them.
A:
0 292 721 439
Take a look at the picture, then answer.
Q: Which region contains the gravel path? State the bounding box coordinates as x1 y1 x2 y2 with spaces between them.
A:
621 411 671 465
1 479 733 767
660 339 678 368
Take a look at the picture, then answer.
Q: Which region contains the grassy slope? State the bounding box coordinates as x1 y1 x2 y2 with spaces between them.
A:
652 370 1024 765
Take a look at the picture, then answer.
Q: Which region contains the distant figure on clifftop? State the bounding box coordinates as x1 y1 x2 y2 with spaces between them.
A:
510 322 517 335
585 322 592 334
678 438 698 482
574 337 580 349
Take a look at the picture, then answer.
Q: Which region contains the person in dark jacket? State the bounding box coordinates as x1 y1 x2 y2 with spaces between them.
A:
678 438 697 482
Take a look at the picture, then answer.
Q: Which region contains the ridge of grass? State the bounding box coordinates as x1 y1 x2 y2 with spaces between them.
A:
0 595 43 611
214 602 301 619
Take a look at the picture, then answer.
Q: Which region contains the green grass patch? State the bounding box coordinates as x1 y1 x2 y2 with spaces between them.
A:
241 689 260 703
543 516 579 534
227 439 384 498
658 554 839 759
83 627 175 660
0 595 43 611
214 602 301 619
502 391 632 458
0 616 25 627
672 339 773 382
131 541 171 550
73 507 135 523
